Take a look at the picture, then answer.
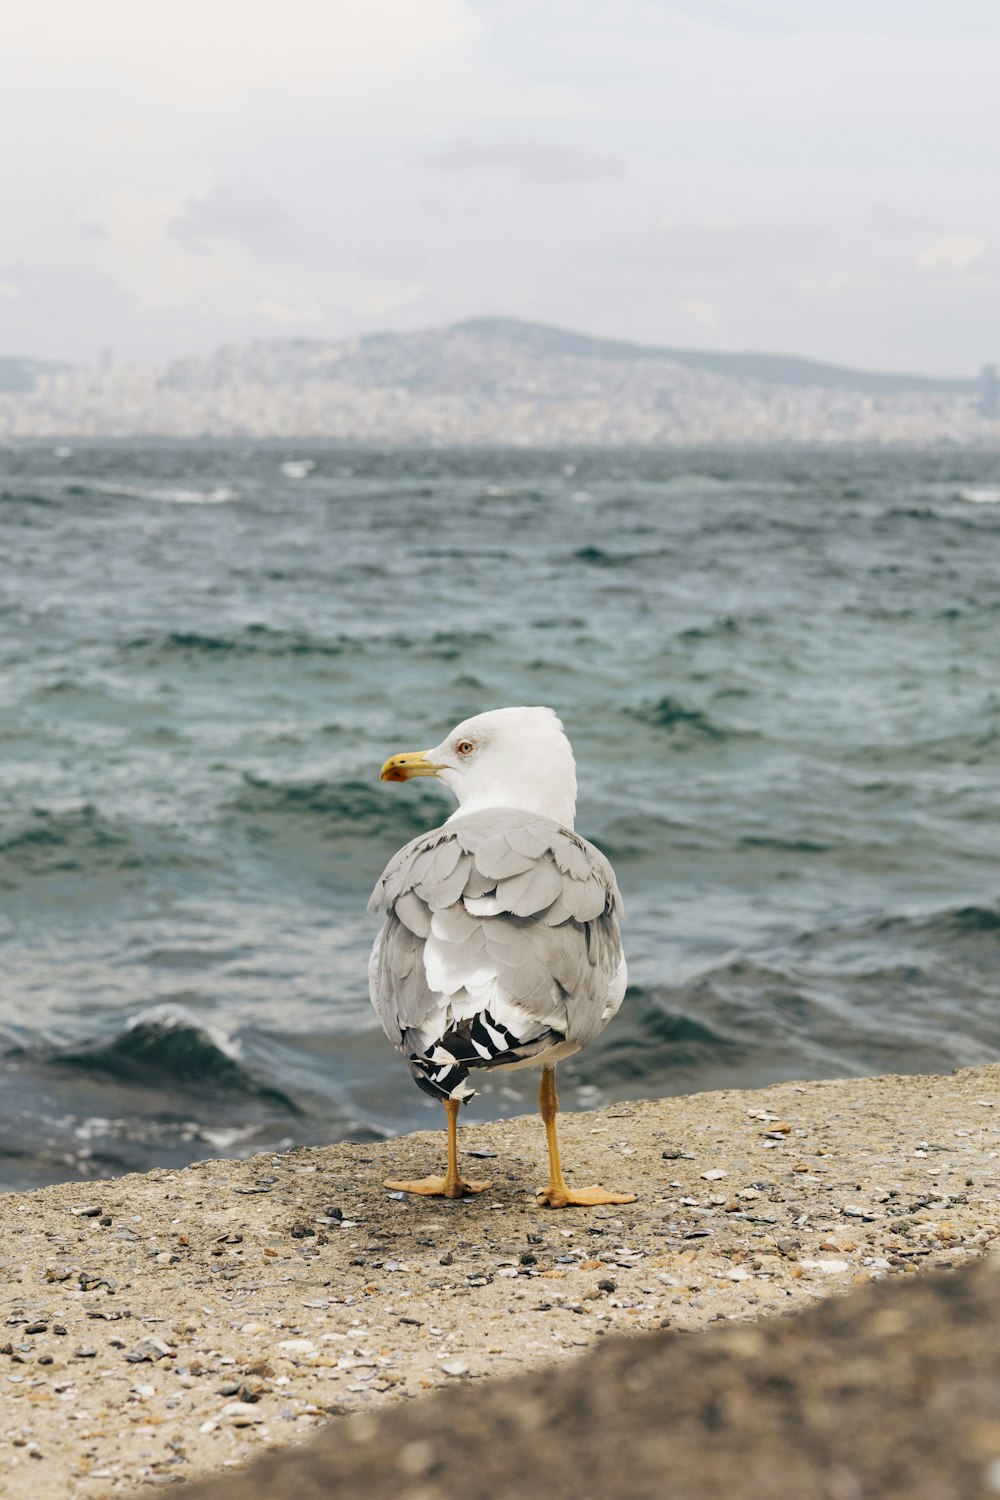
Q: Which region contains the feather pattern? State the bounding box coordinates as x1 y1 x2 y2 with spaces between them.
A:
369 807 626 1101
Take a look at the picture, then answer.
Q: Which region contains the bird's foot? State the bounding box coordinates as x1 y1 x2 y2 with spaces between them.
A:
384 1175 492 1200
536 1183 637 1209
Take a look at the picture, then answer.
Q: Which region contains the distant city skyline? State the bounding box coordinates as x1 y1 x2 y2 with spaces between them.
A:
2 1 998 375
4 316 997 446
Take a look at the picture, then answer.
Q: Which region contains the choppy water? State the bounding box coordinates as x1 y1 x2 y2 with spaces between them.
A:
1 443 999 1191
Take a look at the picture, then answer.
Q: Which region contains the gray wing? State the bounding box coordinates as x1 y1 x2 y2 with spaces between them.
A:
368 809 626 1098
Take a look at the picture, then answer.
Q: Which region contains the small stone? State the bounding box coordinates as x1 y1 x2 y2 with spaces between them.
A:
221 1401 264 1425
598 1279 617 1293
125 1337 176 1363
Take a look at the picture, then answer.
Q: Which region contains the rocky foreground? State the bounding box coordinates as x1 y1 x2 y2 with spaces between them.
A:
0 1064 997 1497
176 1225 1000 1500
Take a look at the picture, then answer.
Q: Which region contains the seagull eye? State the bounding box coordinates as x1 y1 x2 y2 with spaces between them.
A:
456 739 475 756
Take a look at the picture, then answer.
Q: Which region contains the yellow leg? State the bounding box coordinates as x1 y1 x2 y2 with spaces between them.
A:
536 1065 637 1209
384 1098 492 1200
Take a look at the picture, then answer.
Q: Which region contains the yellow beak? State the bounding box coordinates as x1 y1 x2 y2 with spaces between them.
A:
380 749 441 783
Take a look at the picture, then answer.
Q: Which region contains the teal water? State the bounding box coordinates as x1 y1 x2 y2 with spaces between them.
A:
1 444 999 1190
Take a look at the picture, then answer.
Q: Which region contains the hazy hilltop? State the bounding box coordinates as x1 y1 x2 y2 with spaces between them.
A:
1 317 995 444
0 355 68 393
163 316 978 398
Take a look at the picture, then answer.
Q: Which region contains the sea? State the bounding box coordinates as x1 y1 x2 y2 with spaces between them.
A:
1 443 999 1192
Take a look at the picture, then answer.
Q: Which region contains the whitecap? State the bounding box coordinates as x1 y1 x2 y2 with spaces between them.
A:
960 486 1000 504
124 1002 243 1061
281 460 315 479
85 481 237 504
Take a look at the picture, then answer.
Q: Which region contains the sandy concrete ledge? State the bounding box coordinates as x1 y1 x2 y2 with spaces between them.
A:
170 1232 1000 1500
1 1064 998 1498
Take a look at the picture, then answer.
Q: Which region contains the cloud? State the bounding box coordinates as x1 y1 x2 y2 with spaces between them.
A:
169 182 299 257
430 140 625 184
915 234 986 272
680 298 719 328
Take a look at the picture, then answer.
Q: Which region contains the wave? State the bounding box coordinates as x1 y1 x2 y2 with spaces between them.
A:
76 481 238 504
628 696 752 746
47 1004 300 1107
582 984 747 1086
382 627 497 660
121 624 358 659
1 489 59 508
869 902 1000 946
229 774 443 844
960 487 1000 505
577 933 1000 1096
0 805 202 885
572 545 672 568
0 805 141 882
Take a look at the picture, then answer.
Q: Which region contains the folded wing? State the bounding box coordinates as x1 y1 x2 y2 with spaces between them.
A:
368 808 626 1102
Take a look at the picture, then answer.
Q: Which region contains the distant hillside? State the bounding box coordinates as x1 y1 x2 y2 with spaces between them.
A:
161 317 981 400
3 317 993 444
0 356 68 393
445 318 978 396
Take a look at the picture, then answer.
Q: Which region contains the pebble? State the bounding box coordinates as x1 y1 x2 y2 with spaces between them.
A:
126 1338 176 1363
221 1401 265 1425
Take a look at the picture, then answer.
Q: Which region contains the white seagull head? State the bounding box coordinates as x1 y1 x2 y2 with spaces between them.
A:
380 705 578 829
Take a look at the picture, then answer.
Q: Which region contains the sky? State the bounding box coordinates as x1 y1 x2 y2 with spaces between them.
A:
2 0 998 374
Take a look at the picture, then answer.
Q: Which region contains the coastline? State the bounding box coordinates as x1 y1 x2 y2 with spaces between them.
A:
2 1063 998 1497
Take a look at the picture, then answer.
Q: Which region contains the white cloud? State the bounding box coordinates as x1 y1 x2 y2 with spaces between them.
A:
915 235 987 273
169 183 300 257
680 298 719 328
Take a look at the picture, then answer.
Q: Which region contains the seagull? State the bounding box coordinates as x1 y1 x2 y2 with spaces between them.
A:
368 706 636 1208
